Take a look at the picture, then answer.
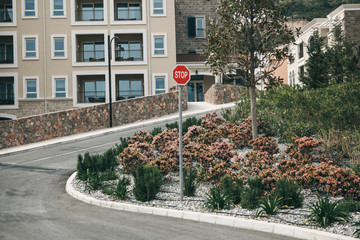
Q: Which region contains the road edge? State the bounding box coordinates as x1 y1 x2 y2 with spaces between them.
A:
66 172 356 240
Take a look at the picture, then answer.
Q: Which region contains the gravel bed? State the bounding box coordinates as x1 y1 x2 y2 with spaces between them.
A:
72 172 360 238
71 138 359 238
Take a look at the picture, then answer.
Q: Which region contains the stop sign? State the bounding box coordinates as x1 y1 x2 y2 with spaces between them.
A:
173 65 190 85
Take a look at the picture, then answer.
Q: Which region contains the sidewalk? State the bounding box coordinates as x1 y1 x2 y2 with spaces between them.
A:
0 102 235 157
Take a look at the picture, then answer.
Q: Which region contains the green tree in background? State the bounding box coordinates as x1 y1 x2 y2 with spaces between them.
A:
205 0 293 139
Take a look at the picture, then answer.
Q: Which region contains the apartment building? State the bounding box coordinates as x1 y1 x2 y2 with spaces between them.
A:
288 4 360 86
0 0 177 119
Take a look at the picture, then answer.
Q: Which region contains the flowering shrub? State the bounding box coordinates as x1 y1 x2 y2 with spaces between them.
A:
285 136 324 163
250 136 279 155
128 130 153 144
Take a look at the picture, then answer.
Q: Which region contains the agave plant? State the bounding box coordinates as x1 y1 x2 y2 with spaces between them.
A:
307 195 349 228
256 194 284 217
354 221 360 238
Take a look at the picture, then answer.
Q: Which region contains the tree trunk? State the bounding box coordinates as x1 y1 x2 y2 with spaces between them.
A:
250 85 258 139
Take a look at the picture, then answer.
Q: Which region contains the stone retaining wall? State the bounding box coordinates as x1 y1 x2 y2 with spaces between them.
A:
0 90 187 149
204 84 246 104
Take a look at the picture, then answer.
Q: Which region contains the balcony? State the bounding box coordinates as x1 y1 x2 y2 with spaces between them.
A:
0 36 14 64
75 34 105 62
114 1 142 21
75 1 104 22
116 74 144 100
77 75 106 103
114 34 143 62
0 77 14 105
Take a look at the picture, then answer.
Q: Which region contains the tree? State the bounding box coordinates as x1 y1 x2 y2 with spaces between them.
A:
326 23 360 84
300 30 330 89
205 0 294 139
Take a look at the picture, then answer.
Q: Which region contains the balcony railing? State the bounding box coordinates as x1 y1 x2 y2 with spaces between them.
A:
0 58 14 64
78 91 106 103
75 9 104 21
115 8 142 20
76 50 105 62
117 90 143 99
115 49 142 61
0 93 14 105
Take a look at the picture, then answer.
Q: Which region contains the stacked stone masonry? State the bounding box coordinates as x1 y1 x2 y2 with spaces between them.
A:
204 84 246 105
0 91 187 150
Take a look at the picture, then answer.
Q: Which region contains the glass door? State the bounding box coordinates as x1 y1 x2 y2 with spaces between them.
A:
187 81 204 102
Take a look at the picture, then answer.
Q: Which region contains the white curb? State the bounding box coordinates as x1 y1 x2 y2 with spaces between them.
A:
66 172 357 240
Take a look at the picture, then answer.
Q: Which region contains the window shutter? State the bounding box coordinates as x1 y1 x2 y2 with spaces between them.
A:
188 17 196 38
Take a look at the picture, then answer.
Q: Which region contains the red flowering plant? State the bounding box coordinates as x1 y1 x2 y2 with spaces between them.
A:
285 136 324 163
250 136 279 155
201 111 227 130
152 129 179 153
128 130 153 144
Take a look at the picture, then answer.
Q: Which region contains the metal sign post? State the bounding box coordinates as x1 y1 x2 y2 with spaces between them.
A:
172 65 190 202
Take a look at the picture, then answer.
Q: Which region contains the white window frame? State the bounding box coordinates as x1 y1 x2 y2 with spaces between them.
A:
150 0 166 17
151 33 167 58
110 29 147 66
23 76 39 99
51 34 67 59
22 0 38 19
110 0 146 25
71 30 108 67
71 0 107 26
72 71 109 107
195 15 206 38
22 35 39 60
52 75 68 98
152 73 168 95
0 31 18 68
0 0 17 27
0 72 18 109
50 0 66 18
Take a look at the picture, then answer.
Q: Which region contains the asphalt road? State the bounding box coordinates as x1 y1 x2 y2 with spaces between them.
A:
0 119 300 240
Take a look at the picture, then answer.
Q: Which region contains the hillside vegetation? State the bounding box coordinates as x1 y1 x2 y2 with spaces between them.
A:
277 0 360 20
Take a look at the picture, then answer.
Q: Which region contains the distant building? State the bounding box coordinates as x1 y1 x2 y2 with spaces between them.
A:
288 4 360 86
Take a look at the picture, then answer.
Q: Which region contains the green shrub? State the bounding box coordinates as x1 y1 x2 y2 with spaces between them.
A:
166 117 202 134
337 199 360 213
133 165 163 202
307 195 349 228
256 194 284 217
183 168 197 197
274 178 303 209
204 186 232 211
114 176 131 200
355 221 360 238
84 171 103 193
113 137 129 155
221 175 243 204
241 178 263 210
150 127 163 136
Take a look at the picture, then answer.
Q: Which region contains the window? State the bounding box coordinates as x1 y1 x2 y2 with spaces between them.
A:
118 79 143 99
298 42 304 59
0 77 14 105
51 35 67 59
151 0 165 15
51 0 65 17
24 77 38 98
23 36 38 60
153 74 167 94
23 0 37 18
0 42 13 63
83 80 105 103
196 16 205 37
82 3 103 21
82 42 104 62
0 32 17 68
299 66 305 79
0 4 13 22
152 34 167 57
116 3 141 20
117 41 142 61
54 77 66 98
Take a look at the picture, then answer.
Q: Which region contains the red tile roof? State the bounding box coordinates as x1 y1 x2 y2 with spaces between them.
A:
177 53 206 63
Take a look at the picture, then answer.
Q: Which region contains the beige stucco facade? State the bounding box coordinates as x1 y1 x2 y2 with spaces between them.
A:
0 0 177 119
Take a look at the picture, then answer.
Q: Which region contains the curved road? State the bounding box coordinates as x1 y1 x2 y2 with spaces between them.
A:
0 121 300 240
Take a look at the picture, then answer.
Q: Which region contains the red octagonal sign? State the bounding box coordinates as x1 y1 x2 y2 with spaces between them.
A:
173 65 190 85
